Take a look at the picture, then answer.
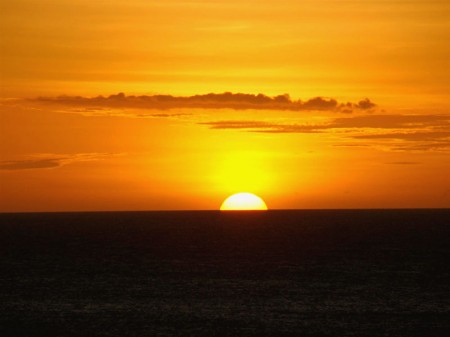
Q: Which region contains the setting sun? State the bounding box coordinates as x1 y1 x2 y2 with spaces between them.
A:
220 193 268 211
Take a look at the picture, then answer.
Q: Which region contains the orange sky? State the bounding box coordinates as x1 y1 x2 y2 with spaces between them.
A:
1 0 449 211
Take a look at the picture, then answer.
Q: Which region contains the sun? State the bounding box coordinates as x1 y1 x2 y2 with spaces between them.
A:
220 192 268 211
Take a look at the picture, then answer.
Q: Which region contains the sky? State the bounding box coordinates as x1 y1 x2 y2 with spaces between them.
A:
1 0 449 211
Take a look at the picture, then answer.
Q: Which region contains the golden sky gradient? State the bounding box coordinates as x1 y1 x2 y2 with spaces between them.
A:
1 0 449 211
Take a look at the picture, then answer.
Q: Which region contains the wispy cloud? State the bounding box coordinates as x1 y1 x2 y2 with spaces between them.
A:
332 114 450 129
201 114 450 133
27 92 376 113
0 153 114 171
199 120 325 133
385 161 421 165
199 114 450 151
0 158 65 170
137 113 193 118
353 131 450 142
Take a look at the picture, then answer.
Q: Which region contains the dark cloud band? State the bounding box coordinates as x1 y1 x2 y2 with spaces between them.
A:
30 92 376 113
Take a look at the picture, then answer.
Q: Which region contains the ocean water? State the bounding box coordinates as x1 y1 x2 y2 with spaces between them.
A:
0 209 449 337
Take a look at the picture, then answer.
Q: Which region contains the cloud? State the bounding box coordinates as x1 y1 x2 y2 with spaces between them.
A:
201 114 450 134
28 92 376 113
356 98 376 110
0 153 113 171
351 129 450 151
0 158 66 170
137 113 192 118
331 114 450 129
199 120 325 133
333 144 371 147
385 161 421 165
302 97 337 110
392 141 450 152
199 114 450 151
353 131 450 142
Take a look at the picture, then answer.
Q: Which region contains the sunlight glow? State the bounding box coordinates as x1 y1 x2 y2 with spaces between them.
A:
220 192 268 211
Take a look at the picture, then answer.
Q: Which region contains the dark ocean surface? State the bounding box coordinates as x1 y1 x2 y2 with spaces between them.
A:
0 209 449 337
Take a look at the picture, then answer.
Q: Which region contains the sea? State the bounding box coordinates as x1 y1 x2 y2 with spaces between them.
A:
0 209 449 337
